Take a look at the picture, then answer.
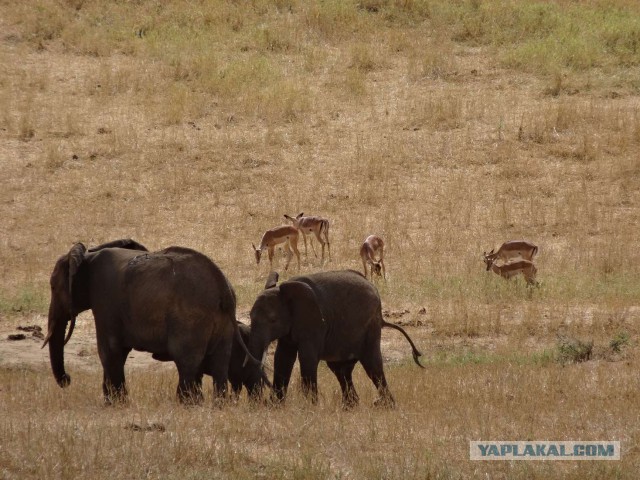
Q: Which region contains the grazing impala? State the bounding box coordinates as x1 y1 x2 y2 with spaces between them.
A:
252 225 301 271
284 213 331 263
483 240 538 270
360 235 386 280
483 256 538 286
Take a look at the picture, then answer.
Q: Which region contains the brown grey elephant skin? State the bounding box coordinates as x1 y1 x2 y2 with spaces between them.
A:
44 239 245 404
248 270 423 408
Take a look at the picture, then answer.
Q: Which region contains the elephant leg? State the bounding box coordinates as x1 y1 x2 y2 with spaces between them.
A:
206 343 231 402
298 346 320 404
272 340 298 403
230 381 242 400
175 359 204 404
360 349 395 408
99 345 130 405
327 360 359 409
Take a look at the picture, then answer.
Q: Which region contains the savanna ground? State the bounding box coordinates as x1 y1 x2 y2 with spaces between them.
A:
1 0 640 478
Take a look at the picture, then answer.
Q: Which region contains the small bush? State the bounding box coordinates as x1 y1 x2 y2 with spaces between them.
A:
609 332 630 354
556 336 593 365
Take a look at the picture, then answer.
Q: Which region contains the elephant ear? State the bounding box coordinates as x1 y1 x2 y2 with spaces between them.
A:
264 271 279 289
279 281 324 342
68 243 87 297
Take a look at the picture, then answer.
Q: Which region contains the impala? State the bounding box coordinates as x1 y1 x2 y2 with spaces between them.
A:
483 256 538 286
360 235 386 280
483 240 538 270
284 212 331 263
252 225 301 271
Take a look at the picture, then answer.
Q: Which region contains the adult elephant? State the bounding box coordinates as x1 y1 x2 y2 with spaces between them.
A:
248 270 424 408
43 239 259 404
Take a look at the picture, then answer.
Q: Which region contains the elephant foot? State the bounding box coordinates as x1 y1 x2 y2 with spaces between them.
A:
341 394 360 410
103 393 129 407
103 384 128 406
267 395 286 408
177 389 204 406
211 396 229 409
373 395 396 409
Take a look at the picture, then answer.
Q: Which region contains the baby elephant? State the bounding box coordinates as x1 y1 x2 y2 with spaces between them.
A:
153 322 263 398
247 270 423 408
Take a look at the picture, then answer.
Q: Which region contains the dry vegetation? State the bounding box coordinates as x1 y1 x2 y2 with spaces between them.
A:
1 0 640 478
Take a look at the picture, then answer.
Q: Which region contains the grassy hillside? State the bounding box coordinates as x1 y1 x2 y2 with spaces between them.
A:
1 1 639 478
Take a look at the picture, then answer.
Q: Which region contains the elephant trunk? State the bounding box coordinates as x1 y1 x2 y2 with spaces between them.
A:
246 331 272 397
45 303 71 388
248 330 269 366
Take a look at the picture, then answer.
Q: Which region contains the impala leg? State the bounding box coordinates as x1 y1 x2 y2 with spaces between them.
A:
268 246 275 270
324 228 331 261
283 242 293 271
308 231 318 258
291 239 301 270
312 230 324 263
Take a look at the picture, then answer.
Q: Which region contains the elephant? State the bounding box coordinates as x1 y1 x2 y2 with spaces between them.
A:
43 239 261 404
247 270 424 408
152 322 263 398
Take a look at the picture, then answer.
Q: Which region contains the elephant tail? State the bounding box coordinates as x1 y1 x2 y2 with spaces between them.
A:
382 321 425 369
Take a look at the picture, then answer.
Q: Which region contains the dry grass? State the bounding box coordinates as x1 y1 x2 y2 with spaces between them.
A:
1 0 640 478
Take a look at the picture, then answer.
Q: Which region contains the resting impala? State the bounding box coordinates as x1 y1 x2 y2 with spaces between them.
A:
360 235 386 280
483 240 538 270
284 213 331 263
483 256 538 286
252 225 301 271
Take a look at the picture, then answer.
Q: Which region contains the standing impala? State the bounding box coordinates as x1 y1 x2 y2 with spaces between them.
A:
483 240 538 270
252 225 301 271
483 256 538 286
284 213 331 263
360 235 386 280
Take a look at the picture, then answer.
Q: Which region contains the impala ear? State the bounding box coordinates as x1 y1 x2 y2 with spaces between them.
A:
265 271 279 289
297 212 304 219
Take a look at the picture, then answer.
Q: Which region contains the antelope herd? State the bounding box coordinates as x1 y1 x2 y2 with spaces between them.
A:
483 240 539 286
284 213 331 263
253 213 539 285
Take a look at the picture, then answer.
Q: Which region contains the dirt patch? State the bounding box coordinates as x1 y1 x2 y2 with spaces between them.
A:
0 310 430 373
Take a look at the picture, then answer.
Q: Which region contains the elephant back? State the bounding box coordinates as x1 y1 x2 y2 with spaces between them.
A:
290 270 382 328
